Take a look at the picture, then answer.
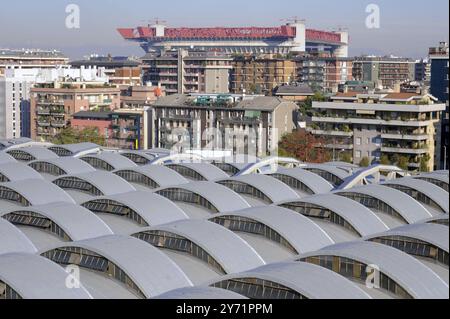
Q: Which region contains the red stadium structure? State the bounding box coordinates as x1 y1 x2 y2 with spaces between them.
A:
118 22 348 57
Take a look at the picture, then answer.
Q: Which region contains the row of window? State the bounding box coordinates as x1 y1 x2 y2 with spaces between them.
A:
114 170 159 189
81 157 114 172
157 188 219 213
0 187 30 206
82 200 148 226
218 181 272 204
167 165 206 181
0 282 22 300
53 177 103 196
135 231 226 274
270 174 314 195
28 161 67 176
6 150 35 161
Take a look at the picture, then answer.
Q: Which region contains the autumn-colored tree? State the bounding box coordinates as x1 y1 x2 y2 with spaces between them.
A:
278 129 331 163
52 126 106 146
359 157 370 167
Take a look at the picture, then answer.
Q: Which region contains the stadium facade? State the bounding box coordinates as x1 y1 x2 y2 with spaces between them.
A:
118 21 349 57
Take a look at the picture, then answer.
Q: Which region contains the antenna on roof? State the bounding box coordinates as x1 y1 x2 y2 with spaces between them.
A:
281 17 306 24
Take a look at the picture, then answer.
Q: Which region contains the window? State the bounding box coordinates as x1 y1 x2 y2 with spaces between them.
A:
356 138 362 146
356 151 361 158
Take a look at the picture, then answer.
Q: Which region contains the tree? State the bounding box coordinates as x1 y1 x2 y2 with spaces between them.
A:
397 155 410 171
340 152 353 164
278 129 331 163
420 154 431 172
380 154 391 165
359 157 370 167
52 126 106 146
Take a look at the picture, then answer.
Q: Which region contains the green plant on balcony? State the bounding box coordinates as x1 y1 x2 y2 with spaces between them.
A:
342 125 352 133
380 154 391 165
420 154 431 172
359 157 370 167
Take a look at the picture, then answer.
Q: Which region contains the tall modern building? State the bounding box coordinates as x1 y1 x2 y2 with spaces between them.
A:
353 56 416 89
142 49 232 95
429 42 449 170
309 92 446 171
118 21 349 57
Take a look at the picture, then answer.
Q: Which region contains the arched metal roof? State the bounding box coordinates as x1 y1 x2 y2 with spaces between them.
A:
119 150 157 165
42 235 193 298
334 185 433 224
28 157 96 176
2 202 114 241
211 262 371 299
48 143 100 157
383 178 449 214
299 241 449 299
279 194 389 237
218 174 300 203
211 206 334 254
82 191 189 226
0 219 37 255
0 162 44 181
0 253 92 299
157 181 251 213
365 223 449 253
81 152 137 171
53 171 136 196
114 165 189 188
166 162 229 181
134 219 265 273
423 215 449 226
303 164 351 180
271 167 334 194
1 179 76 206
7 146 59 161
154 287 247 299
0 152 16 164
414 173 449 186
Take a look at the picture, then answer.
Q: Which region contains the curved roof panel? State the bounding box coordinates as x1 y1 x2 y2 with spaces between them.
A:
53 171 136 196
365 223 449 253
212 262 370 299
28 157 96 175
114 165 189 188
272 167 334 194
7 146 59 161
48 143 100 157
0 152 17 164
280 194 389 237
136 219 265 273
218 174 300 203
334 185 433 223
414 173 449 185
3 202 114 241
159 181 251 213
0 162 44 181
81 152 137 171
154 287 248 299
303 164 351 180
167 163 229 181
0 219 37 255
42 235 193 298
84 191 189 226
299 241 449 299
1 179 76 205
383 178 449 214
212 206 334 254
0 253 92 299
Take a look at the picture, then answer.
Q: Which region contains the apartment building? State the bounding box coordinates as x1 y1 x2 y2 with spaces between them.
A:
309 92 446 171
353 56 416 89
429 42 449 169
231 55 296 95
295 53 353 93
152 94 299 156
142 49 232 95
30 82 120 141
119 84 165 109
71 56 142 86
0 49 68 75
71 108 150 150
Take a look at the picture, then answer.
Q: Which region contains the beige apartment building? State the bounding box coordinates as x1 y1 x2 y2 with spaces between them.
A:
30 82 120 141
231 55 296 95
309 92 446 171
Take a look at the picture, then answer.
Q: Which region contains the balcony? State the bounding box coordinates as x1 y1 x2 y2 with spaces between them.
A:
36 109 51 115
381 146 428 155
162 114 194 122
381 133 429 141
312 116 429 127
218 116 261 125
37 121 50 127
307 128 353 137
323 144 354 150
51 121 67 128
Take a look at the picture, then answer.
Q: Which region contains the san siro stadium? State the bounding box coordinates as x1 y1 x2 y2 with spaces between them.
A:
0 139 448 299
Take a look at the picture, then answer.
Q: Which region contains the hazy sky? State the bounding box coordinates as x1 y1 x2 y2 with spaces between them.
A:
0 0 448 59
